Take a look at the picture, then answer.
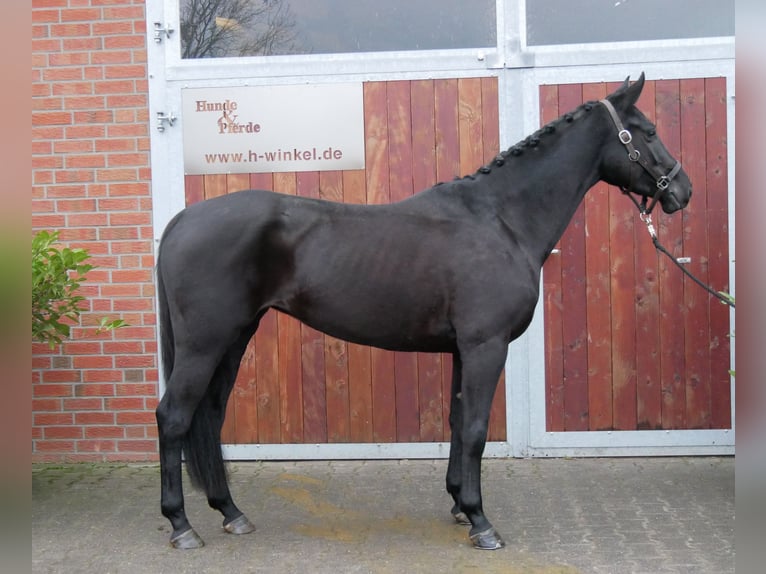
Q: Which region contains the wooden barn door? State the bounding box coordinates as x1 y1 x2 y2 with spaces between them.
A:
184 78 507 447
541 77 732 433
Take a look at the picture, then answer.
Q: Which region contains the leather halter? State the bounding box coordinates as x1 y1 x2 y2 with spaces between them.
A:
600 98 682 215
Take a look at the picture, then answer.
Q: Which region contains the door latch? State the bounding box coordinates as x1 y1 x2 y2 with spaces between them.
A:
154 22 174 43
156 111 176 132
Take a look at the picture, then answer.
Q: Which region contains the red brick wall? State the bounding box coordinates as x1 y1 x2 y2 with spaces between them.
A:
32 0 158 461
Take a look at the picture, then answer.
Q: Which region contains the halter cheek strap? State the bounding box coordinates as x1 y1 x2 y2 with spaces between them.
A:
600 98 682 214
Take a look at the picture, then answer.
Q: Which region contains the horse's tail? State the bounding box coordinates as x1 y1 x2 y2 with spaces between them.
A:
184 386 229 494
156 217 229 496
156 250 175 389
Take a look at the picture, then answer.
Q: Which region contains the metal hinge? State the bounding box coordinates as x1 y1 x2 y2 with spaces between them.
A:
156 111 176 132
153 22 174 43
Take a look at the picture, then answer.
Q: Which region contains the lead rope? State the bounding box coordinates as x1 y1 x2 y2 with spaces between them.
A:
635 207 734 308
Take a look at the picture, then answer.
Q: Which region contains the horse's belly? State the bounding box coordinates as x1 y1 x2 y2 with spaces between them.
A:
279 285 456 353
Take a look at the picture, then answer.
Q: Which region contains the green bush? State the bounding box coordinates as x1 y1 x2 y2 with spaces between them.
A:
32 230 125 348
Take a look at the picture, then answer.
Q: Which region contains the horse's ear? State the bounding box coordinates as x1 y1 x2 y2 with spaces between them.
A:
610 72 645 109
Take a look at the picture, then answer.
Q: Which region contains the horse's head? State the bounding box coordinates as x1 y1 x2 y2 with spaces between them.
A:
600 73 692 214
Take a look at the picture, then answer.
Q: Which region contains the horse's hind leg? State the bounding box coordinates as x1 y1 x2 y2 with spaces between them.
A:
454 337 507 550
200 328 257 536
156 350 220 549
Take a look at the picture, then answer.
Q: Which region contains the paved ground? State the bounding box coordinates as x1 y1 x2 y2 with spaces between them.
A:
32 457 734 574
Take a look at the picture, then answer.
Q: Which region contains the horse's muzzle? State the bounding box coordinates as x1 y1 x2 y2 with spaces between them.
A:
661 186 691 214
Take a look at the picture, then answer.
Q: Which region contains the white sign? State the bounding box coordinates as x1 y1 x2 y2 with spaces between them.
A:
181 83 365 175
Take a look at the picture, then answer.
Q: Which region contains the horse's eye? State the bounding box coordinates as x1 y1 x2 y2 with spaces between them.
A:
647 129 656 138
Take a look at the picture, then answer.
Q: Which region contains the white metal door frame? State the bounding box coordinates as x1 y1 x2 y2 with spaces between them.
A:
146 0 735 459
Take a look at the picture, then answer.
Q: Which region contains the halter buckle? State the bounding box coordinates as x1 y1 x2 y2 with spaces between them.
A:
656 176 670 191
618 129 632 144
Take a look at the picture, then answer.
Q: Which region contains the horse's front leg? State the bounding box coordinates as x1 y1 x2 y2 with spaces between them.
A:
445 353 470 525
455 338 507 550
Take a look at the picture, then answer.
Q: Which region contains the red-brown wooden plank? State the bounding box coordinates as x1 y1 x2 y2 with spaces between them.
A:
301 324 327 443
220 345 241 435
371 352 396 443
435 79 460 182
343 169 367 206
434 78 460 438
487 377 506 441
342 169 374 442
230 338 257 443
656 79 686 429
704 77 732 429
411 79 436 193
296 171 327 442
319 170 343 202
273 172 304 443
417 353 443 442
250 172 273 192
387 80 414 201
227 173 250 195
318 170 351 443
184 175 204 206
458 78 484 175
386 80 421 441
582 82 613 431
540 84 564 432
609 197 638 430
608 78 638 431
255 309 280 443
557 83 589 431
324 336 350 442
680 78 712 429
481 77 500 163
347 341 373 442
296 171 319 199
440 356 453 440
633 80 663 430
277 313 304 443
364 82 390 206
203 174 227 199
363 81 397 443
221 399 236 442
411 79 444 442
394 352 420 442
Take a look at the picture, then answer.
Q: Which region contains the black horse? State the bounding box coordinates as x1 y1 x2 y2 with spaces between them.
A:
155 74 691 550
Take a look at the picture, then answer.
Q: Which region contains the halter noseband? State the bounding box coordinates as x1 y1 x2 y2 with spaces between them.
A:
600 98 682 215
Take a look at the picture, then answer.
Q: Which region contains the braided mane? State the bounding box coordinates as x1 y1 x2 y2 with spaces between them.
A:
467 100 600 178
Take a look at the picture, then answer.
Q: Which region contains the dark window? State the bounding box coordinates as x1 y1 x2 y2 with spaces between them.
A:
526 0 734 46
180 0 496 59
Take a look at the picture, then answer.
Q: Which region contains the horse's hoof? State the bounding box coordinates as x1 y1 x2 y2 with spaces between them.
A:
452 511 471 526
469 527 506 550
223 514 256 535
170 528 205 549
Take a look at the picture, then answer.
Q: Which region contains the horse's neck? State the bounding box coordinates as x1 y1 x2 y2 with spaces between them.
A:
490 113 608 265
